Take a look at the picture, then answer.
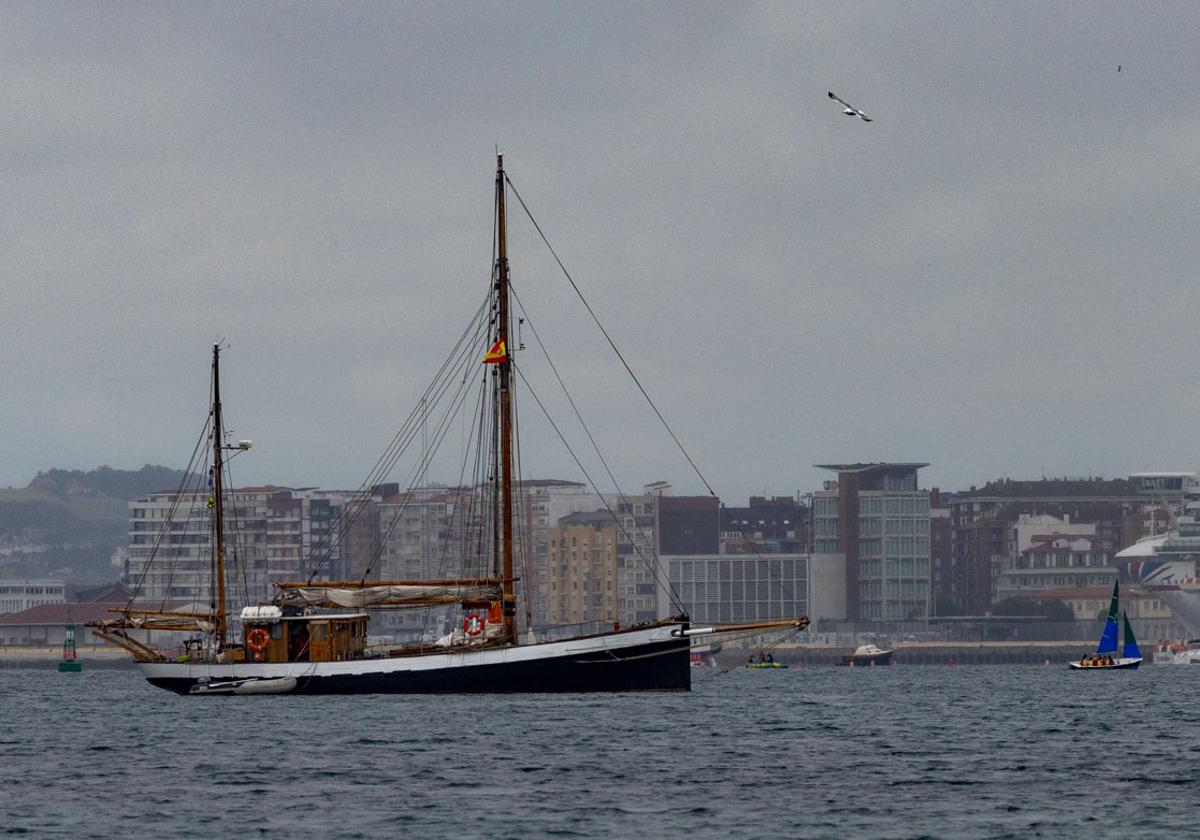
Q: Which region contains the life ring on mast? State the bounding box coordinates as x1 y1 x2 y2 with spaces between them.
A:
247 627 270 651
463 613 485 636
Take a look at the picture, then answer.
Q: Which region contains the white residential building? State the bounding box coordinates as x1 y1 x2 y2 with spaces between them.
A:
0 579 66 615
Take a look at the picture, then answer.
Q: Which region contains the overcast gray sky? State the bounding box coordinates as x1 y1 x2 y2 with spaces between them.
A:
4 2 1198 501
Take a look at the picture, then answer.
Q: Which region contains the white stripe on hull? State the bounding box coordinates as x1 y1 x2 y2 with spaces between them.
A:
138 623 683 683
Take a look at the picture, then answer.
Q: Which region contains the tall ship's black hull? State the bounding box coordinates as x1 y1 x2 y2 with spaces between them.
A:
141 625 691 695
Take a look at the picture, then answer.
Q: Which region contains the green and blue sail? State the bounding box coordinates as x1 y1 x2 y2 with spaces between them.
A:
1096 580 1141 659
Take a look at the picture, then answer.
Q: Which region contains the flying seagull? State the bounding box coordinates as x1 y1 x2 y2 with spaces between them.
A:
827 91 872 122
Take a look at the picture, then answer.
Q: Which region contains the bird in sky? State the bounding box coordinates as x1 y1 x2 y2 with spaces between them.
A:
828 91 872 122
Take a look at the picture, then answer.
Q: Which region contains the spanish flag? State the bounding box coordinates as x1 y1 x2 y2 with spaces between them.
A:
482 338 507 364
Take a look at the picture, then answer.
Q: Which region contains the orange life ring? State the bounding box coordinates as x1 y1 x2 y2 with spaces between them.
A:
247 627 270 651
463 613 485 636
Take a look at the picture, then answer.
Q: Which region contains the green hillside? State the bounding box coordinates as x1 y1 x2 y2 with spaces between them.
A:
0 465 188 583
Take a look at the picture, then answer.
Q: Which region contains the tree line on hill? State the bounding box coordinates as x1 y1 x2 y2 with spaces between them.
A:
0 465 186 584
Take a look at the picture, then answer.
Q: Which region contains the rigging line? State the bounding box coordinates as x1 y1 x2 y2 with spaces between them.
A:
465 378 489 580
716 503 801 606
509 368 534 630
513 364 685 611
301 294 489 556
712 625 807 677
366 340 491 576
130 417 209 605
129 451 204 608
318 302 489 562
507 178 803 620
134 425 210 612
505 175 717 500
157 473 208 615
298 297 493 581
510 283 684 616
222 458 251 611
344 297 490 531
367 364 489 633
446 370 489 581
575 643 691 664
364 304 494 577
460 365 492 580
511 285 624 498
419 372 491 641
145 471 205 614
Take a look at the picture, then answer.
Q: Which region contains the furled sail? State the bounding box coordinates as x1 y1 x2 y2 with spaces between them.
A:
95 609 219 633
276 579 503 608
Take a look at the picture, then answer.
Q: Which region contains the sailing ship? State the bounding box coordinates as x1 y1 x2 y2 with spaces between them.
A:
90 156 809 694
1068 580 1143 670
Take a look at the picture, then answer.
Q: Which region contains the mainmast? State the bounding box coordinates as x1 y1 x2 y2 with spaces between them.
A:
495 155 517 641
210 343 229 646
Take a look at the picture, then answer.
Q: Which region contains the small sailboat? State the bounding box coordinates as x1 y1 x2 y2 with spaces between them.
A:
1069 580 1143 670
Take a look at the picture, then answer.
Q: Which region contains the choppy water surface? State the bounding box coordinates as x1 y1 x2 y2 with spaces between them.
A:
2 664 1197 838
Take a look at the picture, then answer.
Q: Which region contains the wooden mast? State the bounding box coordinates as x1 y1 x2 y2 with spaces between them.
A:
495 154 517 641
210 343 229 646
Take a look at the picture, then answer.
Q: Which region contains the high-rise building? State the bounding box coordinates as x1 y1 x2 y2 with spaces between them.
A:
511 479 595 627
128 487 266 605
812 463 932 621
126 486 357 606
613 494 660 625
546 511 619 627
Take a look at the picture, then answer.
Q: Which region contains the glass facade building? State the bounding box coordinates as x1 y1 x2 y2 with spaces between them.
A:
665 554 809 623
813 463 931 621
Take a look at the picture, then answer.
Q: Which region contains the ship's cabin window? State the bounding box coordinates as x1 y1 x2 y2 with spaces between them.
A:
312 622 328 641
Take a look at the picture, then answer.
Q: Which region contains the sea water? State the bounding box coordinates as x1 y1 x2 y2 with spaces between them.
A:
2 663 1197 839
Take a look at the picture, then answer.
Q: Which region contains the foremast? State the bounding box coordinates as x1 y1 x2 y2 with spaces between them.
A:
494 154 517 641
89 346 236 660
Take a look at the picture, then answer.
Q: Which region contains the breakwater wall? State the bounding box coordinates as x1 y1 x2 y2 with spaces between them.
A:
724 641 1096 667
